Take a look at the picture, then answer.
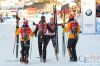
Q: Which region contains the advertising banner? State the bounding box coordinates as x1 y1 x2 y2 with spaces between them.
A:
81 0 96 33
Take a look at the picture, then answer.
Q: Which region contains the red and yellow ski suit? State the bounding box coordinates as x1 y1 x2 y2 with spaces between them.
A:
64 21 80 39
16 27 33 41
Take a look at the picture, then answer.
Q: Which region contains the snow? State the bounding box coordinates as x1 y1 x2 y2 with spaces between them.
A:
0 19 100 66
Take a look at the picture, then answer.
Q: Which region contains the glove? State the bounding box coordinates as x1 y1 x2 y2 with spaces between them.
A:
62 24 65 28
33 21 36 25
79 31 82 33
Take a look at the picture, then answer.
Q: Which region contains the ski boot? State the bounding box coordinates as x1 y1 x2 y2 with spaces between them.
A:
55 50 59 61
70 57 73 61
20 57 25 63
24 59 29 64
24 55 29 64
55 53 58 61
40 55 43 62
43 59 46 63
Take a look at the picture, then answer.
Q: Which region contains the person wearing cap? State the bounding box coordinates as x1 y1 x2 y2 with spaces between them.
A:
16 19 34 63
34 15 54 62
45 17 58 57
63 16 80 62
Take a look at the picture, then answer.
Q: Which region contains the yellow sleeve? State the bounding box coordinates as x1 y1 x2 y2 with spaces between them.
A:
16 28 21 35
30 28 34 37
64 23 70 33
77 24 81 33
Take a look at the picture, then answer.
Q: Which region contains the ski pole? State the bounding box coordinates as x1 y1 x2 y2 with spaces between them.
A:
16 35 19 58
13 37 16 54
15 12 19 59
30 37 33 59
29 22 36 59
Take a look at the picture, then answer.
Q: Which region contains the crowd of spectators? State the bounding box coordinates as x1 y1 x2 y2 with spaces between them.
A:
96 3 100 17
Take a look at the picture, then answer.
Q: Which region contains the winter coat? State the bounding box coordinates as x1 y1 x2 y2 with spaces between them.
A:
34 23 54 36
16 25 33 41
64 21 80 39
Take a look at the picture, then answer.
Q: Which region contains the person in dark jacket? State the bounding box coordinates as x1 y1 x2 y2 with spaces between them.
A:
34 15 54 62
46 17 58 57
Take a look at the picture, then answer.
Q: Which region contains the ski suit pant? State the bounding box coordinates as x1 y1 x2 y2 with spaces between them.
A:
21 40 30 58
47 35 58 54
38 34 49 60
67 38 78 60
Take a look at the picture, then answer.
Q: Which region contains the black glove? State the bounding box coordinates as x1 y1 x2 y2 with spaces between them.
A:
62 24 65 28
79 31 82 33
33 21 36 25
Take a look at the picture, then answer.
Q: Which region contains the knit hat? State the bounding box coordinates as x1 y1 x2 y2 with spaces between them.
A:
50 17 54 22
23 19 28 25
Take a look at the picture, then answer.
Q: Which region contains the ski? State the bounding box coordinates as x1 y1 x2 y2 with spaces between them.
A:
62 9 66 57
30 37 33 59
53 5 59 61
13 37 16 54
15 12 20 58
61 3 69 57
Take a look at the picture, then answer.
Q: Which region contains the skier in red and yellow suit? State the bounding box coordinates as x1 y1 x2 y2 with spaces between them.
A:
63 17 80 62
16 19 34 63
